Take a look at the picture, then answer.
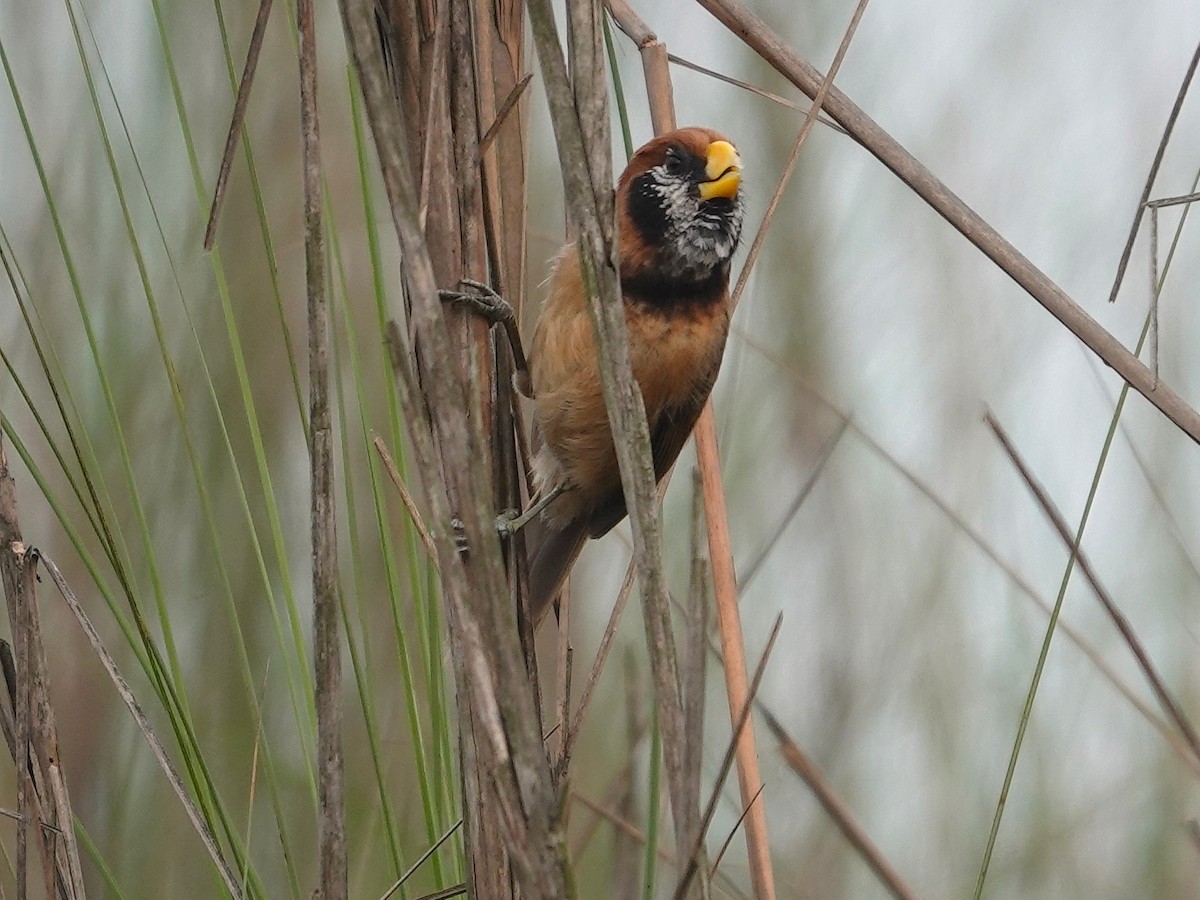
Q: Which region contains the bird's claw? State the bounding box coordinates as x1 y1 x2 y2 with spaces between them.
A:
495 508 522 539
451 511 527 550
438 279 515 326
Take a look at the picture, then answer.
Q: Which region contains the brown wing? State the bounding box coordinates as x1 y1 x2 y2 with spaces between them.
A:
584 362 719 539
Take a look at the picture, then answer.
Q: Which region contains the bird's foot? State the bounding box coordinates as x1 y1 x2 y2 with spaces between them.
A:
495 484 568 540
451 510 533 549
438 279 515 327
439 279 532 396
495 507 530 540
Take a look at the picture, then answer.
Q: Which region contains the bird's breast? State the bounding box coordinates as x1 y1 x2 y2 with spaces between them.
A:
626 297 728 417
529 246 728 520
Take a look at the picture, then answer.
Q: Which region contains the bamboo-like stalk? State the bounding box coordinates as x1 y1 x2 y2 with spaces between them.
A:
342 1 572 895
298 0 345 897
691 421 773 899
0 437 88 899
680 471 709 890
672 616 781 900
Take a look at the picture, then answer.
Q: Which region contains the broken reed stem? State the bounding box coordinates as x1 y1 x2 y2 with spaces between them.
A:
204 0 275 250
0 435 87 899
372 432 440 570
298 0 345 896
729 0 869 310
37 551 242 895
986 414 1200 765
1106 35 1200 303
759 707 919 900
698 0 1200 448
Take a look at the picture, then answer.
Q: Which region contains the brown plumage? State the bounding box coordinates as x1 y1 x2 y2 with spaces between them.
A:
524 127 745 622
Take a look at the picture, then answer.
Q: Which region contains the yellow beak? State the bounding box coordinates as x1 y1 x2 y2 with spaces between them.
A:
698 140 742 201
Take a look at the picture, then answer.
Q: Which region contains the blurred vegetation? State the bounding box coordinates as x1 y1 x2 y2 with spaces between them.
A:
2 0 1200 897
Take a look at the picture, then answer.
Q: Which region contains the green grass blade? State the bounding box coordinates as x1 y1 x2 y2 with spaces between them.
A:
975 162 1200 898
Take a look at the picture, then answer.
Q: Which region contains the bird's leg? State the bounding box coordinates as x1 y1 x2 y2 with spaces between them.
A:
496 484 568 538
439 279 532 396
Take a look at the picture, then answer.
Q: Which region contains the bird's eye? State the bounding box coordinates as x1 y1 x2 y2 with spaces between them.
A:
663 151 686 177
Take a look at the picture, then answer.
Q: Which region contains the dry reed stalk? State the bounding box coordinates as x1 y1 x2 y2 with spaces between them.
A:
527 0 691 841
203 0 275 250
342 0 571 895
1106 36 1200 304
297 1 345 896
680 471 709 878
39 546 242 896
986 414 1200 765
606 1 778 893
758 708 919 900
740 323 1200 781
0 438 88 900
697 0 1200 447
672 616 781 900
691 421 773 898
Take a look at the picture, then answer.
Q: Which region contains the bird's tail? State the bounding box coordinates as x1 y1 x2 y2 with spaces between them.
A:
524 514 589 626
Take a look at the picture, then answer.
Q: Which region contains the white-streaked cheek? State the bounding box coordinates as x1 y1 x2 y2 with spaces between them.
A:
645 166 744 278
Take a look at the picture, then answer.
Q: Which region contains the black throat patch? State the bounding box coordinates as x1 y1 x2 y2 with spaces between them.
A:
620 262 729 314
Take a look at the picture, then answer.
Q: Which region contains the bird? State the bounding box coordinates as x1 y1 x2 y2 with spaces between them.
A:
520 126 745 624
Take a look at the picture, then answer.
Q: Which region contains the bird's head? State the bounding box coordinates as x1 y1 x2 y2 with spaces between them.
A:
617 127 745 290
